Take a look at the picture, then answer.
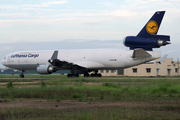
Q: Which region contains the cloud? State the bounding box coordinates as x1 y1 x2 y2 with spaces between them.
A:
0 0 67 12
0 13 29 18
126 0 172 7
1 5 19 9
169 0 180 5
23 0 67 8
98 2 116 7
0 0 179 45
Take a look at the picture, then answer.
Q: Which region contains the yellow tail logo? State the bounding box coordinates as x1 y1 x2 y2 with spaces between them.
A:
146 20 159 34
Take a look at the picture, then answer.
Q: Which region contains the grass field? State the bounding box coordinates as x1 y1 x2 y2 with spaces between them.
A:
0 75 180 120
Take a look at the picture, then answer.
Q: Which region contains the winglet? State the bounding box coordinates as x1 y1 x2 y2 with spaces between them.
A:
132 48 151 59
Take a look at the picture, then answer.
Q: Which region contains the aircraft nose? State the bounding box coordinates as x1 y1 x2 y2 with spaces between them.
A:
1 59 4 65
1 59 5 66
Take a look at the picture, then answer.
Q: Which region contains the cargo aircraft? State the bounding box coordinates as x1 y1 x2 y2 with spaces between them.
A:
1 11 170 78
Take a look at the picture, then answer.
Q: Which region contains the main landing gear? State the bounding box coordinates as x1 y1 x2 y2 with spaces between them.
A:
66 70 102 78
90 73 102 77
20 70 25 78
83 70 102 77
84 72 90 77
67 69 79 77
90 70 102 77
67 73 79 77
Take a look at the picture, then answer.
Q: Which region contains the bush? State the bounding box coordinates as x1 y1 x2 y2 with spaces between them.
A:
158 83 172 92
72 93 86 101
102 82 121 88
41 81 46 88
53 95 61 102
7 81 14 88
72 94 81 99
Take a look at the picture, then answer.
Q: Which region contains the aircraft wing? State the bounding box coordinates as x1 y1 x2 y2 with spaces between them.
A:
48 50 86 70
132 48 151 59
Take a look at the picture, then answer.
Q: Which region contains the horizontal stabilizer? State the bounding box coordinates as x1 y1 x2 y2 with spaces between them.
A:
132 48 151 59
159 55 168 62
147 55 167 64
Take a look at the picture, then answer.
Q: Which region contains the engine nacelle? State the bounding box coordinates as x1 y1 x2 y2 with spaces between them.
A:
123 36 170 51
37 65 55 74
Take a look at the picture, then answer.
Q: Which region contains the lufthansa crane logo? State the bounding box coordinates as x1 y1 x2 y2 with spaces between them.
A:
146 20 158 34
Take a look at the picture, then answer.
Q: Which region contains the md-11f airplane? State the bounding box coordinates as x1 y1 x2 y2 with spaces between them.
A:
1 11 170 78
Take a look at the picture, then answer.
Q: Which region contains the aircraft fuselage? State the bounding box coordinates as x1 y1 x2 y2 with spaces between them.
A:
2 49 160 71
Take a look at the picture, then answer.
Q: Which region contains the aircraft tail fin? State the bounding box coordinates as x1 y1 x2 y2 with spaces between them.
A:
137 11 165 37
123 11 170 51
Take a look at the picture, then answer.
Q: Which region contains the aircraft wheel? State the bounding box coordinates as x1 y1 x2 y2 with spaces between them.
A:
20 74 24 78
97 74 102 77
91 73 102 77
67 74 72 77
75 74 79 77
91 74 95 77
84 73 89 77
67 74 79 77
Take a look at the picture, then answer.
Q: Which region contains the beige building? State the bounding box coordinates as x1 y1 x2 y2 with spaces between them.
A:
99 58 180 76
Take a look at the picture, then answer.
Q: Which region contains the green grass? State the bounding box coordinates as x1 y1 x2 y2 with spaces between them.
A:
1 76 180 119
1 106 180 120
6 81 14 88
0 79 180 102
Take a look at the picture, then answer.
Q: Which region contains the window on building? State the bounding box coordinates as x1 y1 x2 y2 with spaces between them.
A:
175 68 178 73
167 69 171 75
106 70 109 73
146 68 151 73
132 68 137 73
157 68 160 76
101 70 104 73
118 69 124 75
111 70 114 73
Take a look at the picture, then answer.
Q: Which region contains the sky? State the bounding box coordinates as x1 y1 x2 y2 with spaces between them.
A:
0 0 180 68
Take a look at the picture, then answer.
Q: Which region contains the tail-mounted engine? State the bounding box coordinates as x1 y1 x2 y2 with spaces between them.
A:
124 11 171 51
123 35 170 51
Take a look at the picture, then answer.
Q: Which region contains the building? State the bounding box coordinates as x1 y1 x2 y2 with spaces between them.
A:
99 58 180 76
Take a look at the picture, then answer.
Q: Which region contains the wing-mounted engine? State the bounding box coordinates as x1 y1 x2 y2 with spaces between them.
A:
37 64 57 74
36 50 87 76
36 51 59 75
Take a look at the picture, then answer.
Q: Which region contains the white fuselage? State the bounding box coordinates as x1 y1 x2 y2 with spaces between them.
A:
1 49 161 71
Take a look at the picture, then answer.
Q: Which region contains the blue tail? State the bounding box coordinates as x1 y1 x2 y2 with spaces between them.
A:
137 11 165 37
123 11 170 51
